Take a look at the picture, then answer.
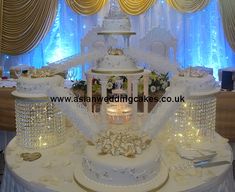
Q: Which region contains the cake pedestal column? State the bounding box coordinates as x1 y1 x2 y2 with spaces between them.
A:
132 78 138 120
127 76 132 97
100 77 109 119
143 73 149 115
86 73 93 112
123 35 130 48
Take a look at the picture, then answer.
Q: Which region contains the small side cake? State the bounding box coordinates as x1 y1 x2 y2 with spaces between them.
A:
171 68 218 95
14 75 64 98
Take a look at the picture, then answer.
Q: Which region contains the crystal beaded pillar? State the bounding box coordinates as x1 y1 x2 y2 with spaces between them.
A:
174 94 217 142
15 97 65 149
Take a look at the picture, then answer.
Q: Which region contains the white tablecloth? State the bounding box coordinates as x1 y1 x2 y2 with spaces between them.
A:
1 128 235 192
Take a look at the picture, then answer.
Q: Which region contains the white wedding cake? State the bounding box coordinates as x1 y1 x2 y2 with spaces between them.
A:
77 2 166 191
171 68 219 96
102 1 131 32
13 71 64 98
92 48 144 74
82 129 161 187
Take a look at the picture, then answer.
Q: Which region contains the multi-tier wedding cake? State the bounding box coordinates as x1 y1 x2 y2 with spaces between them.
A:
13 73 64 98
76 3 167 191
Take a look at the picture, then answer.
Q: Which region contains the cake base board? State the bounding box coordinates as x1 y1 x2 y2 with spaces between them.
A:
74 161 169 192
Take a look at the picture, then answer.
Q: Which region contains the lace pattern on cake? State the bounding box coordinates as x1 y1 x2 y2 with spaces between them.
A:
16 76 64 96
82 155 160 185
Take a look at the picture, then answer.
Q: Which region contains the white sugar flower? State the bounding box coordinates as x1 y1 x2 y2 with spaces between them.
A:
162 82 168 90
139 77 144 84
107 82 113 90
150 85 157 93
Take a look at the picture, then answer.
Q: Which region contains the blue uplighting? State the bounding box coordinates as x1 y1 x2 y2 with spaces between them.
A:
175 0 235 78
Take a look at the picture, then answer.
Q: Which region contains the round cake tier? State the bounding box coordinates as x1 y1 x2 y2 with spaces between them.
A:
82 140 160 186
13 75 64 98
171 74 219 97
92 55 144 74
102 18 131 32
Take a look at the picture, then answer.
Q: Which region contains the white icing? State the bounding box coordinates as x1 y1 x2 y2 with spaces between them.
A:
14 75 64 98
82 140 160 186
93 55 143 73
102 18 131 32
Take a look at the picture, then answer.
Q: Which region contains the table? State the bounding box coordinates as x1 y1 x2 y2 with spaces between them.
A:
216 91 235 142
0 87 16 132
1 127 235 192
0 82 16 150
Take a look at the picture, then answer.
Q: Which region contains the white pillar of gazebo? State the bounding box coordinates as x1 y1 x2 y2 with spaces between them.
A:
86 72 93 112
99 77 109 117
143 73 149 115
127 76 132 97
132 78 138 120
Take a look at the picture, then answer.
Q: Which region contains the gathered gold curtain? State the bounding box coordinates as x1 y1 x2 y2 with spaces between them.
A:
66 0 107 15
219 0 235 52
118 0 156 15
0 0 58 55
166 0 210 13
0 0 3 54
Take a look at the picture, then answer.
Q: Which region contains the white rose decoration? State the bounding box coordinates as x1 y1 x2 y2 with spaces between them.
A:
150 85 157 93
162 82 168 90
107 82 113 90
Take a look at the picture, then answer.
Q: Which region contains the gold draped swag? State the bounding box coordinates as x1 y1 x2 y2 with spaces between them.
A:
0 0 58 55
66 0 108 15
0 0 3 54
166 0 210 13
219 0 235 52
118 0 156 15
